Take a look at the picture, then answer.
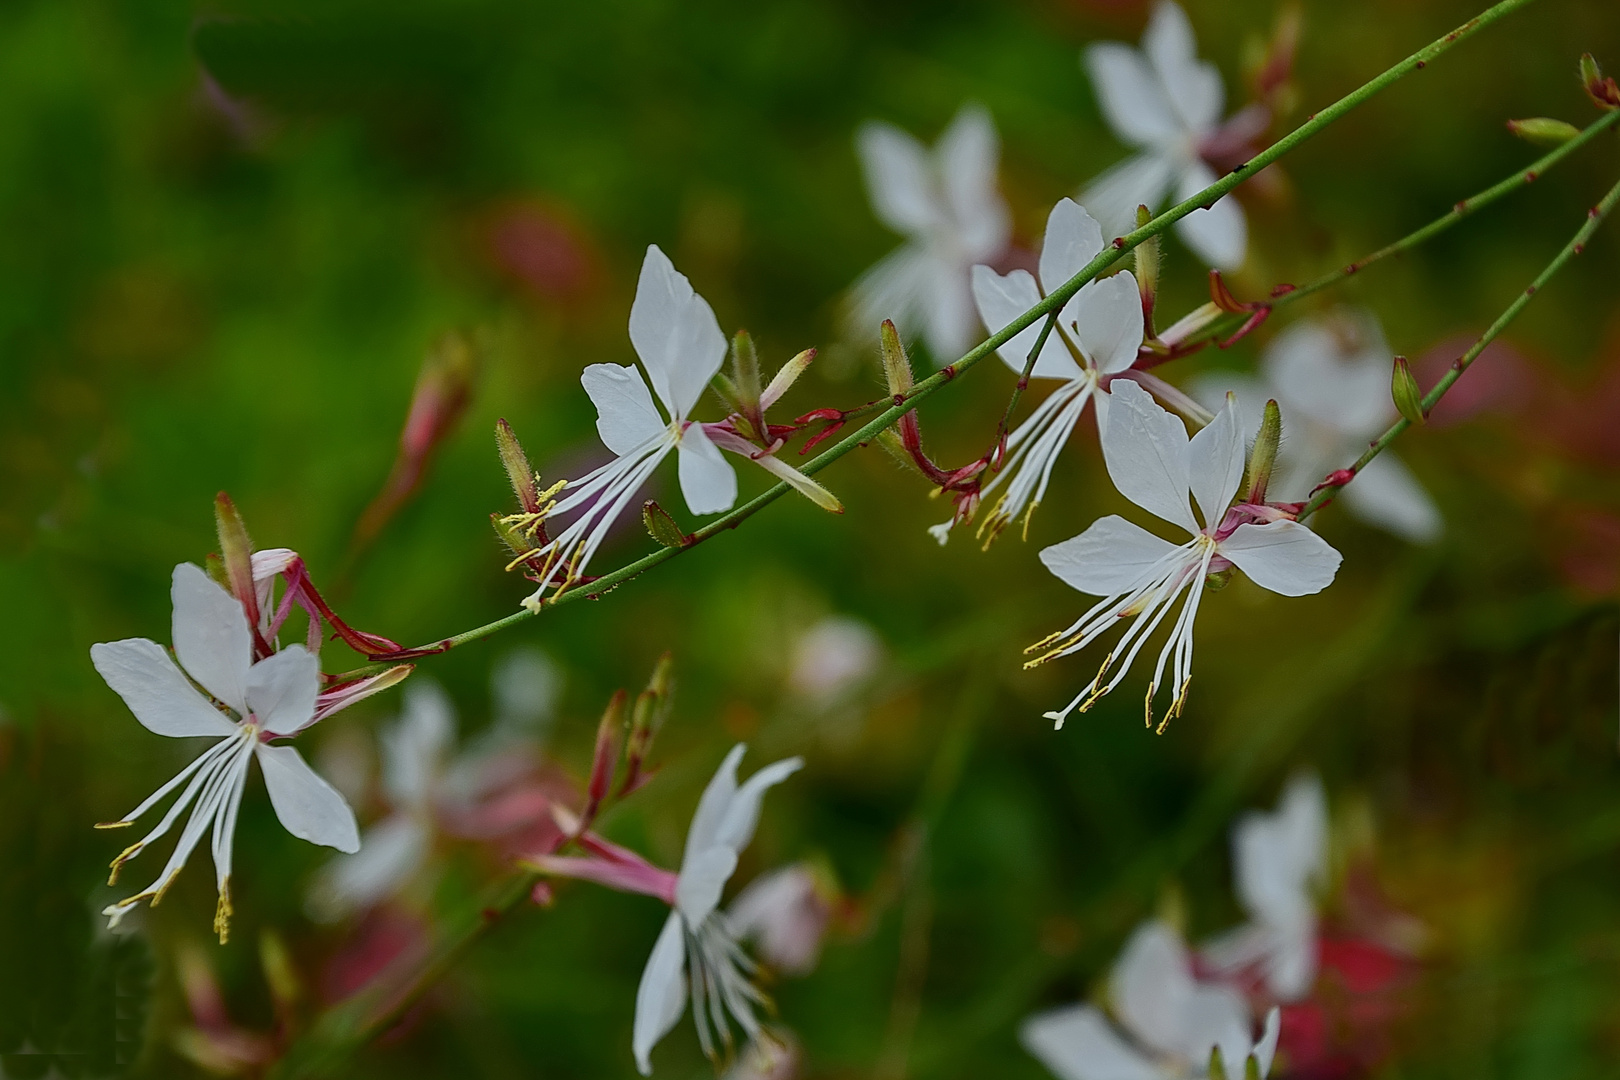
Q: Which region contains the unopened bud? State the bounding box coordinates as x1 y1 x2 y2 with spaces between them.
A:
761 348 815 411
879 319 914 396
214 492 260 626
259 929 300 1012
1391 354 1426 425
1581 54 1620 109
1204 568 1233 592
496 419 540 512
586 690 626 816
1244 1052 1262 1080
732 330 762 410
1506 116 1582 147
1208 269 1249 314
620 652 674 797
1208 1045 1231 1080
1134 204 1160 327
642 500 686 549
1157 301 1224 349
1243 399 1283 504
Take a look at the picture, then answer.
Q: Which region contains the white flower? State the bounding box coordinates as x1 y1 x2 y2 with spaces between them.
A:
306 681 454 922
1203 773 1328 1002
1028 379 1341 729
1192 309 1442 543
1081 1 1247 270
90 564 360 940
934 198 1143 544
788 617 883 704
726 863 832 976
634 745 803 1075
853 103 1011 363
523 245 737 605
1022 920 1281 1080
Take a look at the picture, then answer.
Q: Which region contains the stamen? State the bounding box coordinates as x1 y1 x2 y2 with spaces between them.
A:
213 881 233 944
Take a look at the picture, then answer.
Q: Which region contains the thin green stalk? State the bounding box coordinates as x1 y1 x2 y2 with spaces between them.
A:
1300 174 1620 521
338 0 1540 678
1174 106 1620 351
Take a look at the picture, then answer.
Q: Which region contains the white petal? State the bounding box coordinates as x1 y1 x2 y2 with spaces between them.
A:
1065 272 1143 376
1019 1004 1162 1080
1218 520 1342 596
676 423 738 516
1253 1007 1282 1078
712 756 804 855
583 363 670 456
856 121 938 236
1265 917 1319 1002
628 245 728 420
1341 454 1443 543
970 265 1079 381
1263 312 1391 433
849 244 932 344
922 251 980 363
1186 372 1268 438
256 743 361 853
1079 152 1176 243
1038 198 1105 298
675 846 739 927
244 645 319 736
1112 920 1197 1057
684 745 746 869
382 680 455 808
1186 396 1246 527
1173 161 1246 271
1177 981 1254 1070
633 911 689 1075
307 815 429 921
1100 379 1197 534
1040 515 1182 597
938 104 1010 260
1277 772 1329 885
1084 43 1181 147
171 562 252 713
1144 1 1224 133
90 639 239 739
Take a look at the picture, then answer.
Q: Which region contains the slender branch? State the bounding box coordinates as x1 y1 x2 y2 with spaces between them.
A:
1300 174 1620 521
992 311 1061 457
1170 106 1620 354
334 0 1540 680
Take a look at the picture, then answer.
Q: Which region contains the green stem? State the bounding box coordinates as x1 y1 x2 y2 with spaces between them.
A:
1299 174 1620 521
336 0 1540 680
1173 106 1620 352
272 868 542 1079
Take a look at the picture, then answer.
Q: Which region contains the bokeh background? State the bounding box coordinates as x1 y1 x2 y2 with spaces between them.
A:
3 0 1620 1076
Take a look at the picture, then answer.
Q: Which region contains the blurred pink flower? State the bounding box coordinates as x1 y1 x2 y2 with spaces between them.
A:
726 863 834 976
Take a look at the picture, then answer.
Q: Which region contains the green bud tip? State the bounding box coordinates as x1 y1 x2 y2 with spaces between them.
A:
642 500 686 549
879 319 914 396
496 419 539 512
1506 117 1582 147
1391 354 1427 426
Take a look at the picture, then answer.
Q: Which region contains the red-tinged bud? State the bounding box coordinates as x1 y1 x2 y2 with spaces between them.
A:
619 653 674 797
1208 269 1250 314
642 500 687 549
1580 54 1620 110
1134 205 1160 333
530 880 555 906
586 690 626 819
214 493 261 629
496 419 539 512
1506 117 1582 147
1391 355 1427 425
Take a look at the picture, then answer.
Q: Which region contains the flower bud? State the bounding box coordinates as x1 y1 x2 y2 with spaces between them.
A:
641 500 686 549
621 652 674 797
761 348 815 411
214 492 261 627
1134 205 1160 331
1580 53 1620 110
1506 116 1582 147
1391 354 1427 426
728 329 767 440
1243 399 1283 504
496 418 540 512
879 319 914 396
1208 1045 1231 1080
585 689 626 818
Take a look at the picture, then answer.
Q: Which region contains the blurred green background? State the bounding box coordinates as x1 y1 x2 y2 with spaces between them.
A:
3 0 1620 1076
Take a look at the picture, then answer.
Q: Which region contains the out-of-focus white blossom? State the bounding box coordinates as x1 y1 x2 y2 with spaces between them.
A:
788 617 883 704
726 863 833 976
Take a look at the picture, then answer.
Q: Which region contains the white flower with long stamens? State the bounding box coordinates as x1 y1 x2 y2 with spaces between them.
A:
1022 920 1281 1080
853 103 1011 363
1027 380 1341 730
1193 309 1443 542
90 564 360 940
1203 773 1328 1002
1081 1 1247 270
932 198 1143 545
633 745 803 1074
521 245 737 607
